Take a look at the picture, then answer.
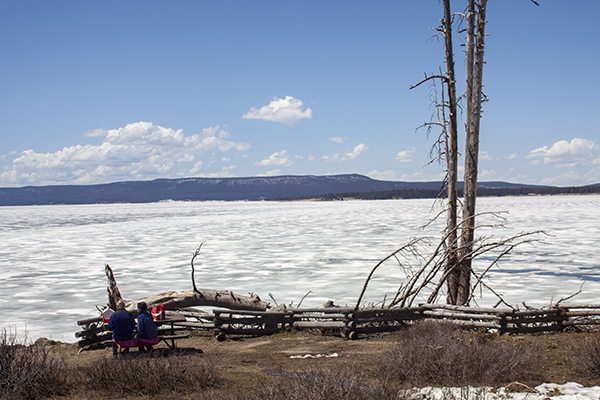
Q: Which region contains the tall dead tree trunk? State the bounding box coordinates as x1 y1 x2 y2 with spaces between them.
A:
442 0 460 305
459 0 488 305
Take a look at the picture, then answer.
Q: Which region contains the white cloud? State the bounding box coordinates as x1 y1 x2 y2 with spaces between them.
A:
368 170 397 181
480 169 500 180
307 154 315 161
526 138 599 167
0 121 250 186
257 169 281 177
196 165 237 178
479 151 494 161
506 152 519 160
538 167 600 186
321 143 368 162
253 150 293 167
242 96 313 125
82 128 107 138
396 146 417 163
331 137 346 143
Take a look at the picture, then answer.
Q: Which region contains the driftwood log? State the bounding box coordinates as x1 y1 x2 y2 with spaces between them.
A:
105 264 269 312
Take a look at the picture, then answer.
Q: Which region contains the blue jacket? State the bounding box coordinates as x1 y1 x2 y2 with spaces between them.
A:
137 311 158 339
108 307 135 340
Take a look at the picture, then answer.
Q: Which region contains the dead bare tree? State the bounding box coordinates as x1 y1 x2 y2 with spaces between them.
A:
410 0 540 306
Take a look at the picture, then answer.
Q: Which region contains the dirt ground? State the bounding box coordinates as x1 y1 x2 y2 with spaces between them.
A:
48 327 600 399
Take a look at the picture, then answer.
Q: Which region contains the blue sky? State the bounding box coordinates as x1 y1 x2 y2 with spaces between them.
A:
1 0 599 188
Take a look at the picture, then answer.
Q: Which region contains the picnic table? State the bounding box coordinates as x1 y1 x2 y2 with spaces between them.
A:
154 315 188 349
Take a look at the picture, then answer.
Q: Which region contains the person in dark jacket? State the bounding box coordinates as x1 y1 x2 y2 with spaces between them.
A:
136 302 158 352
108 300 135 355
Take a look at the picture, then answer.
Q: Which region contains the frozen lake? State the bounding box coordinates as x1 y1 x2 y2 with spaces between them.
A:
0 194 598 342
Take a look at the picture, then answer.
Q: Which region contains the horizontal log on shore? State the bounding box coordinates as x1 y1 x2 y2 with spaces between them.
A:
565 310 600 317
557 303 600 309
293 313 349 320
507 315 567 324
422 311 502 321
175 321 216 329
212 309 291 317
355 313 423 324
288 307 354 314
353 306 426 318
174 311 215 320
293 321 346 330
77 316 102 326
77 332 112 347
214 316 290 325
427 319 499 330
509 309 563 317
563 319 600 326
419 304 513 315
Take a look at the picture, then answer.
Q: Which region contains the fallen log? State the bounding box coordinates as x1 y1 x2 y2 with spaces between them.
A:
105 264 269 312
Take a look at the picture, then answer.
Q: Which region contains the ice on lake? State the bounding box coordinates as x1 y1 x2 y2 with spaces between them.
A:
0 195 598 342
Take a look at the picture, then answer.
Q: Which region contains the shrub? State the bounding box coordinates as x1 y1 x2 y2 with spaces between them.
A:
377 320 534 387
81 352 218 397
573 332 600 377
0 329 67 400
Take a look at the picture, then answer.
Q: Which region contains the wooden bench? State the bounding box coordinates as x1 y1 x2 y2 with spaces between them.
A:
112 334 189 352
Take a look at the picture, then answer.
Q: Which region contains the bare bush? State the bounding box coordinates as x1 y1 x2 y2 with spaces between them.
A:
378 321 535 387
573 332 600 378
80 352 218 397
233 367 387 400
0 329 67 400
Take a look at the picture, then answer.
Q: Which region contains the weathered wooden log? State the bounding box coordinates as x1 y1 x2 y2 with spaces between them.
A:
355 313 423 324
293 321 346 330
422 310 502 321
419 303 513 314
507 315 567 325
565 310 600 317
557 303 600 309
105 264 269 312
77 316 102 326
212 309 291 317
77 332 113 347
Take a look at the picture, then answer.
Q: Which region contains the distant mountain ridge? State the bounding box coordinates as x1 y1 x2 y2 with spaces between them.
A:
0 174 551 206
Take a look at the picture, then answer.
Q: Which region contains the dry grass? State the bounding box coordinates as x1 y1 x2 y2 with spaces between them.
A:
376 320 536 387
79 352 218 397
4 323 600 399
0 329 68 400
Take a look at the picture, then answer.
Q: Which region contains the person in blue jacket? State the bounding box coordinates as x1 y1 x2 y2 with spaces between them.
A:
108 300 135 355
136 301 158 353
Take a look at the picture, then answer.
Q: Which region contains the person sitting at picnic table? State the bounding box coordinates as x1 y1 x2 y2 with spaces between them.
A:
108 300 135 355
136 301 158 352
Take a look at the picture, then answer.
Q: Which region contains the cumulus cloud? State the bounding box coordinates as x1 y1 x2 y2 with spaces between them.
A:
331 137 346 143
395 146 417 163
242 96 313 125
0 121 250 186
479 151 494 161
480 169 500 180
368 170 397 181
253 150 293 167
321 143 368 162
526 138 599 167
506 152 519 160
